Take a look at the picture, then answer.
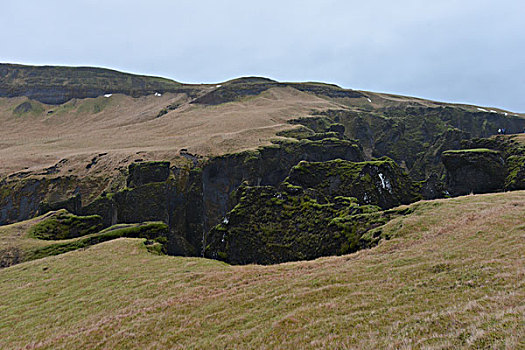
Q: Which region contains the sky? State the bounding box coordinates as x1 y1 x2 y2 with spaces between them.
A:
1 0 524 112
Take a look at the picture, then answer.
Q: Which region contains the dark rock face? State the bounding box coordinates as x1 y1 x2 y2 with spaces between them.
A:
285 159 421 209
0 137 366 258
200 138 365 235
204 158 419 265
13 101 33 114
442 149 506 196
309 107 525 180
127 161 170 188
419 174 447 200
0 177 80 224
445 135 525 193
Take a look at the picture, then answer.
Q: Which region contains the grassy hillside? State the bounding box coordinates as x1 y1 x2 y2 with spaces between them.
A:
1 191 523 349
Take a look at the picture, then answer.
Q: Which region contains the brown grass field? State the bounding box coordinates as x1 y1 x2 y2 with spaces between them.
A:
0 191 523 349
0 88 341 177
2 86 520 179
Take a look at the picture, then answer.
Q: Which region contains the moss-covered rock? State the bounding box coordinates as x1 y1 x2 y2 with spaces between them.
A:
460 135 525 191
285 158 421 209
127 161 170 188
29 210 103 240
298 107 525 181
200 138 365 236
505 155 525 190
204 158 420 265
204 185 386 265
442 149 506 196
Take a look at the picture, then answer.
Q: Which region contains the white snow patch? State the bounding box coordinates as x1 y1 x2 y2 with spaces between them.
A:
222 217 229 225
504 112 508 116
477 108 488 112
154 92 162 97
367 98 372 103
490 110 497 113
104 94 112 98
216 85 222 88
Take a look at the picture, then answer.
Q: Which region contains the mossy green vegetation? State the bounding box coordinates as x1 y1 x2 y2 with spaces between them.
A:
505 155 525 189
205 184 388 264
287 107 525 181
28 210 102 240
25 221 169 261
286 158 421 209
76 96 112 114
442 148 499 154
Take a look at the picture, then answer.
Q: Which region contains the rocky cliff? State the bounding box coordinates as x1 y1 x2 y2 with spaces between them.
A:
204 158 419 264
442 135 525 195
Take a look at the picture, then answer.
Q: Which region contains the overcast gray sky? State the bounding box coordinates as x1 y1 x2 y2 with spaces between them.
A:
2 0 524 111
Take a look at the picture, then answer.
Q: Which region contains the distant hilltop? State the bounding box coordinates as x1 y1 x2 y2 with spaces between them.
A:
0 63 191 104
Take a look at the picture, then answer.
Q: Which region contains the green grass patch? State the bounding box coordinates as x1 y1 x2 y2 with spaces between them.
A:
28 210 103 240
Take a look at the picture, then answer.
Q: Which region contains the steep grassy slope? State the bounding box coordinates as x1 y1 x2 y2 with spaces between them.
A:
1 191 523 349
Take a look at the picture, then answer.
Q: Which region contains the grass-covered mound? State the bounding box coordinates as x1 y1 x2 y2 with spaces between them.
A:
29 210 102 240
0 191 523 349
0 212 169 267
26 222 169 262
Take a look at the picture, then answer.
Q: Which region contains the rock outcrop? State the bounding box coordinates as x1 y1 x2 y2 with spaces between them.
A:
204 158 418 265
442 149 506 195
442 135 525 195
